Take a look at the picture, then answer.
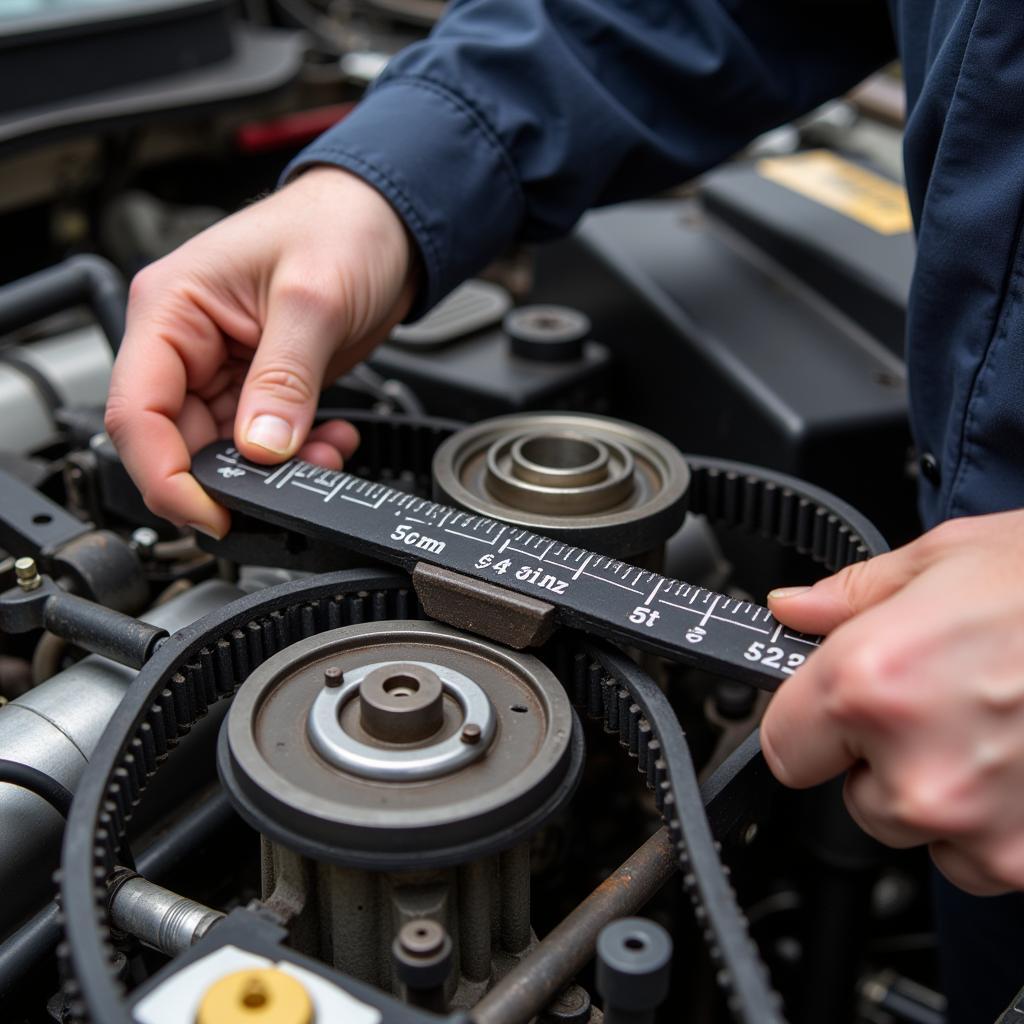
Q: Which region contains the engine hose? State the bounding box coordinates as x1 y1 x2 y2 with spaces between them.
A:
0 760 73 819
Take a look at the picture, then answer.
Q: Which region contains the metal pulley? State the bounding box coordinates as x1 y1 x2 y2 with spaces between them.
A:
219 620 583 869
431 413 690 560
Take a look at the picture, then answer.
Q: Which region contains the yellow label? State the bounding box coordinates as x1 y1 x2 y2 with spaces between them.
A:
756 150 912 235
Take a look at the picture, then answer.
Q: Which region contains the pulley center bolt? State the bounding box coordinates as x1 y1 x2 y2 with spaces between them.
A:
358 663 445 743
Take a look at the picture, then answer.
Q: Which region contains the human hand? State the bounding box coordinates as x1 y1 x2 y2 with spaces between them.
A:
104 167 417 538
762 511 1024 895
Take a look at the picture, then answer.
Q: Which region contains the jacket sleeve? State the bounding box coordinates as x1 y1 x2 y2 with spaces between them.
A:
282 0 895 314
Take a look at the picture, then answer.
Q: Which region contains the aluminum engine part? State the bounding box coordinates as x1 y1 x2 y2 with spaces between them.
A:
0 579 242 939
219 620 583 1010
107 874 224 957
431 412 689 561
0 325 112 455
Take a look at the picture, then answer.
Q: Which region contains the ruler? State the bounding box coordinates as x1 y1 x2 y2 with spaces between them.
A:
194 442 824 689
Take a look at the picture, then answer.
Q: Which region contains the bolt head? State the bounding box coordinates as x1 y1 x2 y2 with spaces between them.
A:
460 723 482 744
399 919 446 958
131 527 159 555
324 666 343 688
14 557 41 591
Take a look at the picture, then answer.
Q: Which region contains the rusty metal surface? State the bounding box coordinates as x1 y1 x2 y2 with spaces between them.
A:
470 828 677 1024
412 563 556 650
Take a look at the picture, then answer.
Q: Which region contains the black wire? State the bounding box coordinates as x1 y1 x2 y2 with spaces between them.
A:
0 760 73 819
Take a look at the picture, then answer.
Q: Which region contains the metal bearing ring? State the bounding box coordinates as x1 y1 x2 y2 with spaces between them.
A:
307 660 497 782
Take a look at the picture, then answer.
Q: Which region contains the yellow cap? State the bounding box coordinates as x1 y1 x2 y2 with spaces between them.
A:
196 967 314 1024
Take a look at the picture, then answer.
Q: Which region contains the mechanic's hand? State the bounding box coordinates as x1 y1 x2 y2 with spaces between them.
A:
762 511 1024 896
104 167 417 538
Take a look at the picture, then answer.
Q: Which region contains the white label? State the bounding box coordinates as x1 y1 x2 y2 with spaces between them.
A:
132 944 382 1024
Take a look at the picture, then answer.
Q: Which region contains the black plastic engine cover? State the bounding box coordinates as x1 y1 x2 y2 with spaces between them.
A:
529 193 916 543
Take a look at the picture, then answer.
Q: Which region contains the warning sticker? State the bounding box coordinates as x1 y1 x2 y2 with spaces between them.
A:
756 150 912 236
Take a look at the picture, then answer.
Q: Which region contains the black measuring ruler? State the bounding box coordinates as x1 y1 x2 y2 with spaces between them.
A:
194 442 823 689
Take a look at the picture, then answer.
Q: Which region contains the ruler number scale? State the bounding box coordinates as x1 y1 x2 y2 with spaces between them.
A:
196 444 820 689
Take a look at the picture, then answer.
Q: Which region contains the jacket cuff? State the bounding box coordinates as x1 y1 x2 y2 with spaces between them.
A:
280 76 525 317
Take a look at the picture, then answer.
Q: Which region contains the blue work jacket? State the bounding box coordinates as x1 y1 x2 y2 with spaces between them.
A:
285 0 1024 530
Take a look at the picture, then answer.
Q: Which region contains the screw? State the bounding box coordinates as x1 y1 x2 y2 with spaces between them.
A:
399 919 446 958
324 666 343 688
14 558 41 591
131 527 159 558
460 723 482 744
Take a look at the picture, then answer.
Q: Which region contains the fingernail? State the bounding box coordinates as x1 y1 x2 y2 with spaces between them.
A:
245 414 294 455
188 522 224 541
768 586 812 600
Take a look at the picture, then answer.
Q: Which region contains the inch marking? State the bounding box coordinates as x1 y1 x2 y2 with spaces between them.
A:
700 596 721 627
292 481 330 496
573 554 593 580
445 528 496 545
784 633 819 646
275 464 299 489
659 599 771 635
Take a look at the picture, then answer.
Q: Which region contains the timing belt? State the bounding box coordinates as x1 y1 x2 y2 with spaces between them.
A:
59 568 778 1023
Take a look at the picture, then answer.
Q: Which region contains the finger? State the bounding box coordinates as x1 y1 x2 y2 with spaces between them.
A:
760 651 858 788
308 419 361 459
929 840 1012 897
297 440 344 470
842 763 928 849
176 394 220 453
768 543 930 635
106 302 230 538
234 278 343 464
207 387 240 428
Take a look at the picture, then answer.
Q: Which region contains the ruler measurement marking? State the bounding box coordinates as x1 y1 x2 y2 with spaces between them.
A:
572 554 593 580
339 494 380 508
275 464 299 490
292 482 330 496
580 571 642 594
324 480 346 503
659 600 771 633
784 633 818 647
699 595 721 627
445 528 496 545
263 463 290 486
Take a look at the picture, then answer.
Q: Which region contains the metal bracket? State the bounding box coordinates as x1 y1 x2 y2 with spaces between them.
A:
412 563 556 650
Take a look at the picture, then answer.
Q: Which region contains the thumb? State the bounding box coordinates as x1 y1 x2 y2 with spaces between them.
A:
767 543 925 635
235 281 342 463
